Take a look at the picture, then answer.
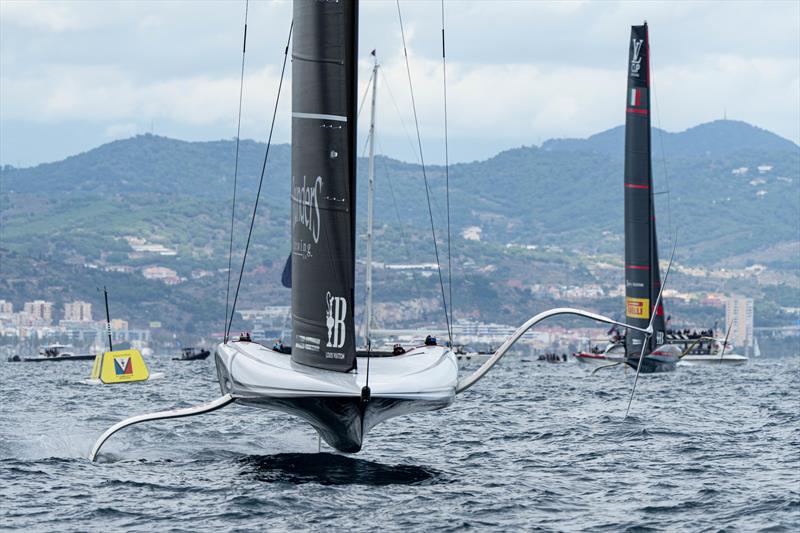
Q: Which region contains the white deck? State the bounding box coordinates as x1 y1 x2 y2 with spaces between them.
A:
215 341 458 402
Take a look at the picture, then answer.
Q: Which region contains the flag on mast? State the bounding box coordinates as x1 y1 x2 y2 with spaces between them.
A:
630 88 641 107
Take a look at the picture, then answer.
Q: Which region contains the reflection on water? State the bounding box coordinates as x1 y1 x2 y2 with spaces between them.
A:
239 453 440 486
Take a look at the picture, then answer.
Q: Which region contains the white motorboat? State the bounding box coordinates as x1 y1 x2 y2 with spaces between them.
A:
668 334 749 366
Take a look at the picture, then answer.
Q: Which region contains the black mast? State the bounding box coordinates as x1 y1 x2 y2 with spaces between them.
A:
624 22 666 356
290 0 358 372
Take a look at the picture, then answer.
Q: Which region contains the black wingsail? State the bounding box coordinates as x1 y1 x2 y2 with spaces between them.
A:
290 0 358 372
624 23 666 357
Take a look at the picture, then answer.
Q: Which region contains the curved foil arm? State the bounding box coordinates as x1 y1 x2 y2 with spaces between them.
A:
456 308 651 394
88 394 234 462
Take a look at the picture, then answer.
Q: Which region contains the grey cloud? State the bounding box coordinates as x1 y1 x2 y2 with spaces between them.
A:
1 0 798 167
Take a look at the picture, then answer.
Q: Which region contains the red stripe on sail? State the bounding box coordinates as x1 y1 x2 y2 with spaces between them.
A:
627 107 648 115
625 183 649 189
626 264 649 270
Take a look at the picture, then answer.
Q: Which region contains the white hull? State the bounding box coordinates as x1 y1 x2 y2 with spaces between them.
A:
680 353 748 365
214 341 458 452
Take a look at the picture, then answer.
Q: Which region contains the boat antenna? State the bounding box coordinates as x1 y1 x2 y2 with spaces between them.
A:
103 286 113 352
224 0 250 343
441 0 454 342
225 20 294 341
396 0 452 346
624 236 677 418
364 50 379 348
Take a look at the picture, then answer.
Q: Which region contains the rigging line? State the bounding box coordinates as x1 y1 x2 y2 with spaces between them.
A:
379 69 421 165
396 0 452 345
379 68 450 223
377 139 425 315
226 21 294 340
649 43 674 247
357 70 374 122
441 0 453 341
718 320 733 365
361 123 371 158
224 0 249 343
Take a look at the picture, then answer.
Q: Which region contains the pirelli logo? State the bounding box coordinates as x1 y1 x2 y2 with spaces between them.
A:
626 297 650 319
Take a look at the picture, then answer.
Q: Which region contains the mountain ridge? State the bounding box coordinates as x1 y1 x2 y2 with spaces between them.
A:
1 118 797 339
2 119 797 175
541 120 799 158
2 119 797 266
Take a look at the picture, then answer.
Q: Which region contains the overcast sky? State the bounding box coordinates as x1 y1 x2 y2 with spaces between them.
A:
1 0 798 167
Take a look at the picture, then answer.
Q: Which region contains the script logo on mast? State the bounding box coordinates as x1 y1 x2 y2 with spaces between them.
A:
630 38 644 77
292 175 323 258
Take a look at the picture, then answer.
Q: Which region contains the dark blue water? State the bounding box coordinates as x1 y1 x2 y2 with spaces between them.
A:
1 356 798 531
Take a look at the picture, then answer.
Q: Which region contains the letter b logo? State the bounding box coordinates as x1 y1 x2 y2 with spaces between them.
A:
326 293 347 348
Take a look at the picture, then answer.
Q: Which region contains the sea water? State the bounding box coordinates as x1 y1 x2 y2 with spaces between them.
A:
1 355 797 531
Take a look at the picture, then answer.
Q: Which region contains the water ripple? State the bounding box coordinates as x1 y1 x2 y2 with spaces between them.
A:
0 356 798 531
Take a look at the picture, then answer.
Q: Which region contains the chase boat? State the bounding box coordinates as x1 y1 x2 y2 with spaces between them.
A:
7 344 95 362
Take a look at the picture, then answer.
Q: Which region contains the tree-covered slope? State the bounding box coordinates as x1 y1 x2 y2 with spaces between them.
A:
1 120 797 338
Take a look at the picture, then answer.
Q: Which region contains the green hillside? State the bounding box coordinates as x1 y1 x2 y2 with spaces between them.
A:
1 119 797 340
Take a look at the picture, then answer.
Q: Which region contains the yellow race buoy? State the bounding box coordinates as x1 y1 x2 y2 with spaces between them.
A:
90 349 150 384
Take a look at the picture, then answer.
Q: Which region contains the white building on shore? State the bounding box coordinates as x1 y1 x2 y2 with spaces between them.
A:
63 300 93 322
726 295 754 350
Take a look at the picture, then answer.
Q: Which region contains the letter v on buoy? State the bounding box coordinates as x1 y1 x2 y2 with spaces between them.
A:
90 349 150 384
